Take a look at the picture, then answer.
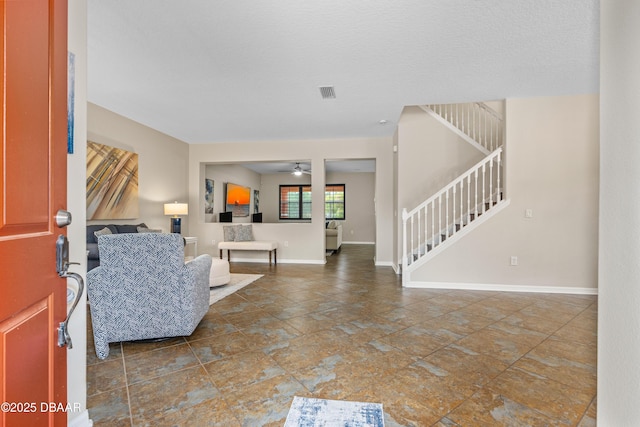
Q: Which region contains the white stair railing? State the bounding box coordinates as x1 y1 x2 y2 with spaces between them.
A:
421 102 504 154
402 147 503 272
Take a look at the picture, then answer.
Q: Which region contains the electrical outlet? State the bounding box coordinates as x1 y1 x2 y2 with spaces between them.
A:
525 209 533 218
510 256 518 266
284 241 289 247
212 239 216 246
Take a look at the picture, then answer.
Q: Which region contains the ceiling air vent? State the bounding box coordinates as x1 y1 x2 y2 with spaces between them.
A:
319 86 336 99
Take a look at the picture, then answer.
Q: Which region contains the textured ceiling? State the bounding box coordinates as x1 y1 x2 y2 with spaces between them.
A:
87 0 599 144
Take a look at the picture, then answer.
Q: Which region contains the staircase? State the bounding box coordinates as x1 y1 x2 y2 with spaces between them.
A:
402 102 508 283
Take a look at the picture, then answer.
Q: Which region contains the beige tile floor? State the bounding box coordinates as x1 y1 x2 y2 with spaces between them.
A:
86 244 597 426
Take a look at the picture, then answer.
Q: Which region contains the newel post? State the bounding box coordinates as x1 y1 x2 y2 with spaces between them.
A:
401 208 408 283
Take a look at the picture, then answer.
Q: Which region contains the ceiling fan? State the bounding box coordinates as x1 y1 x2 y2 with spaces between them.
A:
278 162 311 176
292 163 311 176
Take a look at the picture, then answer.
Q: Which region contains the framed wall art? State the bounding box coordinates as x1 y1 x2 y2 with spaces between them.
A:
225 182 250 217
205 178 214 214
253 189 260 213
86 141 139 219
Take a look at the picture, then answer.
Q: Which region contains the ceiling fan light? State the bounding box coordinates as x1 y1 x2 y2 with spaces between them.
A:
293 169 302 176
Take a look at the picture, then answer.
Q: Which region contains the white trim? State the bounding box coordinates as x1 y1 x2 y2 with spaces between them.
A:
390 263 401 274
342 241 375 245
404 280 598 295
68 410 93 427
374 260 394 267
278 258 326 265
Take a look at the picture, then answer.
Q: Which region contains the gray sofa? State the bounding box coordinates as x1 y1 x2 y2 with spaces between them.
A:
86 223 147 271
87 233 212 359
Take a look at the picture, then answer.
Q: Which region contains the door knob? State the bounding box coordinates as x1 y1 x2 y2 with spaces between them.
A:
55 209 72 228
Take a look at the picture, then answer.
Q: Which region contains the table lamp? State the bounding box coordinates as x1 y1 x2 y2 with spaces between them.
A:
164 201 188 234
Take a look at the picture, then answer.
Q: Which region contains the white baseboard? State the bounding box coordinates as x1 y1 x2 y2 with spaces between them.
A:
68 410 93 427
280 258 326 265
374 260 394 267
405 281 598 295
342 241 375 245
225 256 325 265
391 263 401 274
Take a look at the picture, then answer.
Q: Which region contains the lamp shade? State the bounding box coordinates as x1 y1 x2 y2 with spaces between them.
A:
164 202 188 216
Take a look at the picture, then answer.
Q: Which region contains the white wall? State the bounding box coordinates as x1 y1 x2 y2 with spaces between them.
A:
188 138 394 265
599 0 640 423
67 1 89 425
407 95 599 291
87 103 190 233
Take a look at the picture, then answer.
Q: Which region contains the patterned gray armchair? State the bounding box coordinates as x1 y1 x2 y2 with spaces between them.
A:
87 233 212 359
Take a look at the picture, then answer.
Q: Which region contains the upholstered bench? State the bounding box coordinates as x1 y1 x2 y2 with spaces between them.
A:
218 241 278 265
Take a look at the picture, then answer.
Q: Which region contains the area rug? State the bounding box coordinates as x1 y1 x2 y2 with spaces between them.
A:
284 396 385 427
209 273 263 305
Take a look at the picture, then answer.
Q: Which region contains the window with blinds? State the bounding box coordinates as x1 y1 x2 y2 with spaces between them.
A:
279 185 312 220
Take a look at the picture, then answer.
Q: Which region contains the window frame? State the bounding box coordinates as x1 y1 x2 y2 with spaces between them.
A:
279 184 312 220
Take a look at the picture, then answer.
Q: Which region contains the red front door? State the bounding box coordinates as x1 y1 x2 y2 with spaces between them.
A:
0 1 69 426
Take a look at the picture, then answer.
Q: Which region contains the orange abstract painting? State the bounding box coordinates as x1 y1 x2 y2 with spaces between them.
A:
225 182 251 217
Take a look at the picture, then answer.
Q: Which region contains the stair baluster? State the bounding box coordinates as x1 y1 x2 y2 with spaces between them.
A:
482 163 486 214
497 151 501 200
431 202 435 250
489 158 494 206
416 209 422 258
467 175 471 225
474 168 479 219
438 194 443 244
